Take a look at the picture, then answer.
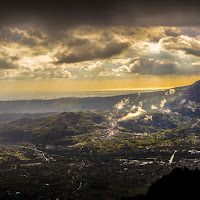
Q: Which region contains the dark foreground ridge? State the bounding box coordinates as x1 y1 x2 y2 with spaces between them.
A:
121 167 200 200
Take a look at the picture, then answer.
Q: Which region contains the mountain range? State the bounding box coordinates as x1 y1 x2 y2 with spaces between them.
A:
0 80 200 145
0 80 200 113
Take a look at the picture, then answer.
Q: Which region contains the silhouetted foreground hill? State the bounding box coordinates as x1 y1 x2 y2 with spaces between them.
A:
121 167 200 200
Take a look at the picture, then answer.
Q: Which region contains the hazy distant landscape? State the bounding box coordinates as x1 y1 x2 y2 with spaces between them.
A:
0 81 200 199
0 89 162 101
0 84 188 113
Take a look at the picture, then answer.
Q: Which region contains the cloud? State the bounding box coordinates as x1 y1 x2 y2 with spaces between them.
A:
127 58 178 75
160 35 200 57
1 25 200 80
1 67 76 80
112 60 141 75
0 59 18 69
128 60 141 72
98 70 117 77
83 61 103 71
164 27 181 37
112 65 131 73
0 27 49 48
46 69 76 79
26 29 45 40
192 61 200 66
54 41 130 63
65 38 90 47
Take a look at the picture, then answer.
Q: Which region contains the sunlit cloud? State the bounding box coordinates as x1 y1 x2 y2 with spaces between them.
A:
0 25 200 81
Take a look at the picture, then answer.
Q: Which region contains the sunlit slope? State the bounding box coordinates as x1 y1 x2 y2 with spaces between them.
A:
0 111 108 144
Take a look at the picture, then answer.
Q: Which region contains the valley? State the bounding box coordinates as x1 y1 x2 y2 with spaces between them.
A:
0 81 200 199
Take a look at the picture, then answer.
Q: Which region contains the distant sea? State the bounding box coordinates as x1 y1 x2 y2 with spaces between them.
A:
0 89 164 101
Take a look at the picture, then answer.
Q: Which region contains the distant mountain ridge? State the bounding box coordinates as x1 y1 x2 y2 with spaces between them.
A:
171 80 200 105
0 81 198 113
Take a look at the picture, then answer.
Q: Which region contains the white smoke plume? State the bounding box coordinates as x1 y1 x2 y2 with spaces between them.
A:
180 99 186 105
119 103 146 121
160 98 166 109
143 115 152 122
114 98 129 110
169 89 175 95
151 105 158 110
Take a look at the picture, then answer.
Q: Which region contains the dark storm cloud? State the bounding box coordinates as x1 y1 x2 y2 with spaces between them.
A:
0 59 18 70
0 27 50 48
1 0 200 30
182 48 200 57
26 29 45 40
65 38 90 47
164 28 181 37
55 40 130 63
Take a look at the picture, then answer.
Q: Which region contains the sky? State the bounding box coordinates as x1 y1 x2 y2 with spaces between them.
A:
1 0 200 99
